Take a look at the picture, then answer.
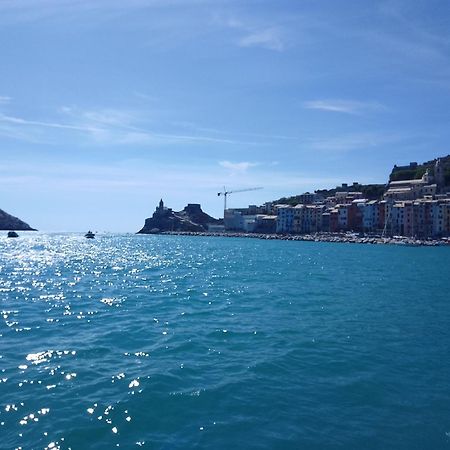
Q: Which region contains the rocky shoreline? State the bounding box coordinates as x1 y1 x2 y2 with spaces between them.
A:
149 231 450 246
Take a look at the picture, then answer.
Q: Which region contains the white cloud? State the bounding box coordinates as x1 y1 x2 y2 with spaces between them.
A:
0 112 100 132
0 96 11 104
238 27 284 51
219 160 259 173
0 109 262 147
0 0 209 24
216 13 287 52
307 132 407 152
303 99 385 115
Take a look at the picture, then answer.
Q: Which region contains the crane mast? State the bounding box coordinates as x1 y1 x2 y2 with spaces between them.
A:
217 187 263 218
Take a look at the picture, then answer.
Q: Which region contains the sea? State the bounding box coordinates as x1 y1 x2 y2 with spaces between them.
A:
1 233 450 450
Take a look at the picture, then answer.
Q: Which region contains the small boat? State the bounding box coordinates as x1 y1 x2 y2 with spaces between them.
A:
85 231 95 239
7 231 19 238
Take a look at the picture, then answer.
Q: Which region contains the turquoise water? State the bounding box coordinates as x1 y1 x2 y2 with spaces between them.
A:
1 233 450 449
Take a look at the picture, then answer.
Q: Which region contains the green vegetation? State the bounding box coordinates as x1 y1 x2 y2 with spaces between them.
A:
389 167 430 182
273 155 450 207
387 156 450 182
445 168 450 185
274 183 386 205
316 184 386 200
358 184 387 199
275 195 306 206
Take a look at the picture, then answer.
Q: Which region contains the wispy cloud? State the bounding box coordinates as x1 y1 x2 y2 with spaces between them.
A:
219 160 259 173
217 14 287 52
307 132 409 152
303 99 386 115
172 120 299 142
0 158 345 201
0 112 101 132
0 108 262 147
238 27 285 51
133 91 159 103
0 0 206 24
345 4 450 75
0 96 12 105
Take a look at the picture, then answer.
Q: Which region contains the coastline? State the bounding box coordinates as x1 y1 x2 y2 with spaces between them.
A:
150 231 450 247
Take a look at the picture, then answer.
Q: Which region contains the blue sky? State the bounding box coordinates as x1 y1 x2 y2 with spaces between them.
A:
1 0 450 231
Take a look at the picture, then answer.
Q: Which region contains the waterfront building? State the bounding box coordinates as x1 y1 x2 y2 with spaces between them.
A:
431 199 450 237
336 204 349 230
224 209 258 232
276 205 295 233
306 205 325 232
348 200 365 231
292 205 304 234
445 201 450 236
359 200 379 232
224 210 245 231
321 212 331 232
390 201 414 236
329 208 339 232
254 215 277 233
412 199 433 238
293 205 324 233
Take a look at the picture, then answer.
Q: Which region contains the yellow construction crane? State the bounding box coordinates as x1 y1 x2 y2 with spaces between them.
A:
217 186 263 216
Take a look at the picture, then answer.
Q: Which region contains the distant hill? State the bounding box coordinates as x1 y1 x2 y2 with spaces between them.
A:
274 155 450 206
0 208 36 231
315 183 386 200
389 154 450 183
274 183 386 206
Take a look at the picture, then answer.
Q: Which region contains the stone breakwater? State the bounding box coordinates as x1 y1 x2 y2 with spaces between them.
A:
154 231 450 246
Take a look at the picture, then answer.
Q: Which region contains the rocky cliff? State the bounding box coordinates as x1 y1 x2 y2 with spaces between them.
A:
0 208 36 231
137 200 220 234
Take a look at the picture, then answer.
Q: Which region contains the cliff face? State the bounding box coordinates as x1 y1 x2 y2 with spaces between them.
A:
137 201 219 234
0 209 36 231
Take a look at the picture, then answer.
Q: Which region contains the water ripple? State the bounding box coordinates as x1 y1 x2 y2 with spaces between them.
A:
1 233 450 449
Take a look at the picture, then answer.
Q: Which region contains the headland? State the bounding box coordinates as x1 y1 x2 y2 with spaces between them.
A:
137 200 220 234
0 208 36 231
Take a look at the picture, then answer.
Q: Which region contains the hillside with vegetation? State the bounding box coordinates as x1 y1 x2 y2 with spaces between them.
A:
275 183 386 206
275 155 450 207
389 155 450 183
